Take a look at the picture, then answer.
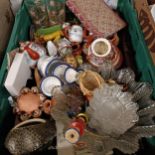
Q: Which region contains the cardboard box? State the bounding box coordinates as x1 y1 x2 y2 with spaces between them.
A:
0 0 14 62
134 0 155 64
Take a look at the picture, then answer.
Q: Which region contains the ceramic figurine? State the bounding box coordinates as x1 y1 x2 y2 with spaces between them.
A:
75 55 83 66
57 38 72 57
41 30 64 42
64 54 78 68
5 118 56 155
36 30 64 43
20 41 46 67
14 87 54 121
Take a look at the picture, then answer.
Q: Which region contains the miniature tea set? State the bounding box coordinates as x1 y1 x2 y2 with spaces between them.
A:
4 0 155 155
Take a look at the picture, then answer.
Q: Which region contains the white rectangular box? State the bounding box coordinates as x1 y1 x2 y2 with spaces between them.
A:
5 53 31 96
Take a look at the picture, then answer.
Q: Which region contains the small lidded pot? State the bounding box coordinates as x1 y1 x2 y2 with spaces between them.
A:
63 25 84 43
88 38 122 69
68 25 83 43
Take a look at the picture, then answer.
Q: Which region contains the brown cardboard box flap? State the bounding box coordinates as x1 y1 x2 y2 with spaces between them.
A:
134 0 155 64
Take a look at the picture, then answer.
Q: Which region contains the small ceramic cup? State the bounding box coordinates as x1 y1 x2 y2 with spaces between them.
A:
88 38 123 68
88 38 112 67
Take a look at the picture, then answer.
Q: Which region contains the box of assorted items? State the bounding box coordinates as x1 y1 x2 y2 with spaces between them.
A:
0 0 14 64
1 0 155 155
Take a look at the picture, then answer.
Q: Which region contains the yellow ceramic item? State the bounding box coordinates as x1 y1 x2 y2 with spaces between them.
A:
42 30 64 42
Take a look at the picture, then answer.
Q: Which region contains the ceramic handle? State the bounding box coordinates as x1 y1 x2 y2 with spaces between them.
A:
24 46 40 60
63 26 70 39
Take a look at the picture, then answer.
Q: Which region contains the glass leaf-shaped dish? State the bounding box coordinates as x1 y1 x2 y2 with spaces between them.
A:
87 83 139 137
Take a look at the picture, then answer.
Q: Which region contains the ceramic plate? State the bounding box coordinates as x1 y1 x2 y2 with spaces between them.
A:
53 63 69 79
45 58 62 76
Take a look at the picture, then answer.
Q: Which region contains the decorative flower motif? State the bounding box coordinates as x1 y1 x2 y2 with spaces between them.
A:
14 87 54 121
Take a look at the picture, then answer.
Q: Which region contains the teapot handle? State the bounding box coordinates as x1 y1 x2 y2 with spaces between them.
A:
63 26 71 39
83 29 95 47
